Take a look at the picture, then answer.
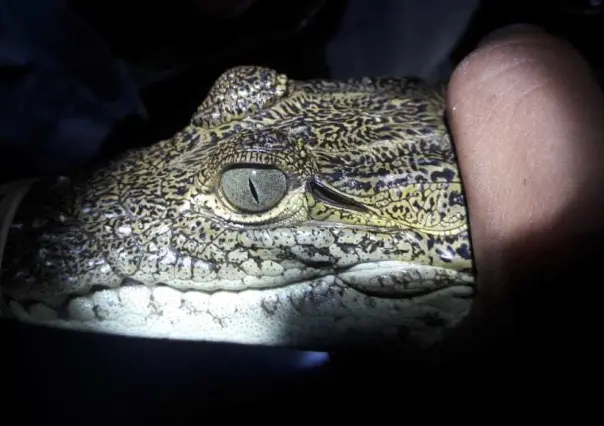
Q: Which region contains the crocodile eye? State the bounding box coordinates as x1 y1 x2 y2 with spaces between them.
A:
220 167 288 213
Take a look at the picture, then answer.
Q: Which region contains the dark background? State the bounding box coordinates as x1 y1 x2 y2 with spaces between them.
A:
1 0 601 421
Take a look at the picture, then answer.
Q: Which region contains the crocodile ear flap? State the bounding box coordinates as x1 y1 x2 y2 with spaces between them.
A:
191 66 288 127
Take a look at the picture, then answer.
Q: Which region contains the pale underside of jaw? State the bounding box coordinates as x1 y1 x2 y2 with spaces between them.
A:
3 261 474 350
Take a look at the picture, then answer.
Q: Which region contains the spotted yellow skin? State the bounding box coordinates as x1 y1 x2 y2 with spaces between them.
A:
0 66 474 350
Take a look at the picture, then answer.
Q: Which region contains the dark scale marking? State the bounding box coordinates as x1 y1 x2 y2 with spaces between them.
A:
430 168 456 182
455 243 472 260
449 191 465 207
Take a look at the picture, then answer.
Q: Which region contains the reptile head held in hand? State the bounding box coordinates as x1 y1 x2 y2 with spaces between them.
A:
0 66 474 350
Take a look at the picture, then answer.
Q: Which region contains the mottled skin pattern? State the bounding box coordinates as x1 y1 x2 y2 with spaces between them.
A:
0 66 475 350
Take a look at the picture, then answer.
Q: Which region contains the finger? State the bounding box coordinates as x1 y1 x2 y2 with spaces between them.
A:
447 27 604 306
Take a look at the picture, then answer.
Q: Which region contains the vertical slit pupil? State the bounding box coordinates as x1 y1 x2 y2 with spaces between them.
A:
248 178 259 204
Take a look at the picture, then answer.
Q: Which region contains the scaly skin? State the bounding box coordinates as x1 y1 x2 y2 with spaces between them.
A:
0 66 475 350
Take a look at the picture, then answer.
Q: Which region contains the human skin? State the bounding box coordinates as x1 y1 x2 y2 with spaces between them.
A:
446 26 604 340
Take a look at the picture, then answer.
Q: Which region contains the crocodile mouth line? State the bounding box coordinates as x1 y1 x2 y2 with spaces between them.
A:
3 259 474 308
2 260 474 331
2 268 475 349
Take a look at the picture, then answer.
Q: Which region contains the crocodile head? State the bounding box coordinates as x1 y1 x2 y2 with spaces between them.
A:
0 66 474 350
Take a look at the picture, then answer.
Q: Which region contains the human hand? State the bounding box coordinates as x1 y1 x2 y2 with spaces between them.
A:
442 25 604 360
